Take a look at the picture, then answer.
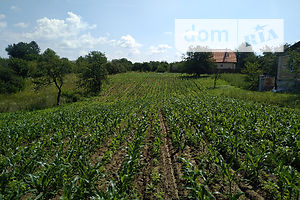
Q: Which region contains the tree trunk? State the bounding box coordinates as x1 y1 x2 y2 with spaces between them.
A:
53 78 63 106
57 87 61 105
213 70 219 89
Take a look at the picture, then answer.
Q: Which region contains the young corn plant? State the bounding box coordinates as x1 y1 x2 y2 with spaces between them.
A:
180 157 214 200
244 149 266 184
219 156 244 200
276 162 300 200
228 132 242 169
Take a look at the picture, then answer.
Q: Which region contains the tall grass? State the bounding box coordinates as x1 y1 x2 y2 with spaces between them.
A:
220 73 249 89
0 74 79 112
208 73 300 109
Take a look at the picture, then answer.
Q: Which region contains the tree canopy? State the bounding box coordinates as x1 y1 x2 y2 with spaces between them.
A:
77 51 108 95
6 41 40 60
183 51 216 76
288 47 300 79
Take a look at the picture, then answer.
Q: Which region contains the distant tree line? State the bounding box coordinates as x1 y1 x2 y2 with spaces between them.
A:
1 41 299 104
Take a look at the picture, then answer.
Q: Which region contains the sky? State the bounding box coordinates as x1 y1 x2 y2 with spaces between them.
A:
0 0 300 62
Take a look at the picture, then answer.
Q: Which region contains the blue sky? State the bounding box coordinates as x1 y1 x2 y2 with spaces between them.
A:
0 0 299 62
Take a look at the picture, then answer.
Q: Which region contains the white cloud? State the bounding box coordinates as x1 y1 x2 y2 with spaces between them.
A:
150 44 172 54
0 21 7 29
0 14 5 20
116 34 141 54
14 22 29 28
24 12 96 40
19 12 143 59
62 33 107 49
10 5 18 11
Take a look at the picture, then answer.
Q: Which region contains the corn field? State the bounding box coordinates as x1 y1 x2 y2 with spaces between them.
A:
0 73 299 199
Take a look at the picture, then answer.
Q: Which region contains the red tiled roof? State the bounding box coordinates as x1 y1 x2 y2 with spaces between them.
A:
212 51 237 63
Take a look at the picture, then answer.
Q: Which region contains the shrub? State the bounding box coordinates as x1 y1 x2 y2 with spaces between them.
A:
0 66 25 94
242 61 262 90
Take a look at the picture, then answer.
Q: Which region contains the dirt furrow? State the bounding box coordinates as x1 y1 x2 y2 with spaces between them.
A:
159 112 180 200
135 129 155 199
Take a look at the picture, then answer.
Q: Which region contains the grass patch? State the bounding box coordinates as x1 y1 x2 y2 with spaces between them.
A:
220 73 249 89
0 73 80 112
210 78 300 109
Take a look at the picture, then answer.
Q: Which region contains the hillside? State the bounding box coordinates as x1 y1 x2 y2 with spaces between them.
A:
0 73 299 199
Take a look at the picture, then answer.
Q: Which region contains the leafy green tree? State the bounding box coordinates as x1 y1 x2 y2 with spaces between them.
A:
5 41 40 60
133 62 143 71
0 65 25 93
183 52 216 76
242 61 262 90
115 58 133 71
149 61 160 72
156 62 169 73
77 51 108 95
236 52 257 72
103 62 115 75
8 58 29 78
170 61 185 73
33 49 71 105
141 62 151 72
288 48 300 79
259 52 277 76
111 60 126 73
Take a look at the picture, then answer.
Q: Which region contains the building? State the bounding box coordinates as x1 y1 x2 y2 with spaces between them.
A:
212 51 237 72
275 41 300 92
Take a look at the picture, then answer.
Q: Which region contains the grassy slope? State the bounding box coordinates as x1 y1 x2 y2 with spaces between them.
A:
217 73 300 109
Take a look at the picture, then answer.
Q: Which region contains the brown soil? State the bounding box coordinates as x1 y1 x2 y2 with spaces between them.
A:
159 112 180 200
135 119 155 199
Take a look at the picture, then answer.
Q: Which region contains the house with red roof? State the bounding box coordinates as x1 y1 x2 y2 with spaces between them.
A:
212 51 237 72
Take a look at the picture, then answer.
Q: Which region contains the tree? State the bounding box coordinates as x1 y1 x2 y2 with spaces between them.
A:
236 52 257 72
183 51 216 76
0 65 25 94
288 48 300 79
33 49 71 105
115 58 133 71
156 62 169 73
170 61 185 73
259 52 277 76
242 61 262 90
133 62 143 71
6 41 40 60
8 58 29 78
141 62 151 72
103 62 118 75
149 61 160 72
77 51 108 95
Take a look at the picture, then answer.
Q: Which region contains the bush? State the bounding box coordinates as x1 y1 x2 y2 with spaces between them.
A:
242 61 262 90
0 66 25 94
62 91 81 103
